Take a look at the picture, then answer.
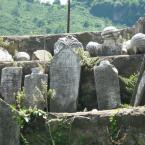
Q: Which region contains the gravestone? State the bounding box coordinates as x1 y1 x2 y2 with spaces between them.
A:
54 35 83 55
1 67 22 104
94 60 121 110
101 26 123 56
0 99 20 145
50 47 81 112
24 70 48 110
131 55 145 106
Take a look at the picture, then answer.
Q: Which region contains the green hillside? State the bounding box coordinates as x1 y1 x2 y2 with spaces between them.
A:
0 0 144 35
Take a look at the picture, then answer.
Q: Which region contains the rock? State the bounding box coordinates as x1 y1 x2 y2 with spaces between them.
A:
131 56 145 106
54 35 83 55
0 99 20 145
14 52 30 61
1 67 22 105
94 60 121 110
131 33 145 53
50 47 81 112
101 26 123 56
24 72 48 110
122 40 136 55
32 50 52 61
86 41 102 56
0 47 13 61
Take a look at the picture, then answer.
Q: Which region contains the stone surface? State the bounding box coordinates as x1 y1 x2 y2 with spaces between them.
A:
131 33 145 53
0 47 13 61
94 60 121 110
24 73 48 109
1 67 22 104
86 41 102 56
50 47 81 112
134 14 145 34
23 107 145 145
0 99 20 145
14 52 30 61
54 35 83 55
131 55 145 106
32 50 52 61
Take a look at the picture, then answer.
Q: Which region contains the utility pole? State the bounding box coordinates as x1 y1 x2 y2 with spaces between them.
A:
67 0 70 33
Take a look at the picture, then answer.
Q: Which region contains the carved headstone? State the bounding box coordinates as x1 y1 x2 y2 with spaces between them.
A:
54 35 83 55
94 60 121 110
101 26 123 56
24 69 48 109
0 99 20 145
1 67 22 104
50 47 81 112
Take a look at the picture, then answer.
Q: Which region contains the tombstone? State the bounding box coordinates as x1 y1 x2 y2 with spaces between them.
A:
94 60 121 110
131 55 145 106
50 47 81 112
24 68 48 109
0 99 20 145
54 35 83 55
101 26 123 56
86 41 102 57
1 67 22 104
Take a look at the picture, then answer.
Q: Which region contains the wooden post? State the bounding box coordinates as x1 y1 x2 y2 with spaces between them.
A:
67 0 70 33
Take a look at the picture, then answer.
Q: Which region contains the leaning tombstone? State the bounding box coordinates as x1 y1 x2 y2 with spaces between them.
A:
1 67 22 105
94 60 121 110
0 99 20 145
131 55 145 106
24 67 48 110
50 46 81 112
54 35 83 55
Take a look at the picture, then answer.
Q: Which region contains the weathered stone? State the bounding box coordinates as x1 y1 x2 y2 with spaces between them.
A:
54 35 83 55
131 33 145 53
122 40 136 54
24 72 48 109
94 60 121 110
14 52 30 61
0 47 13 61
86 41 102 56
134 14 145 34
131 55 145 106
101 26 123 56
50 47 81 112
0 99 20 145
32 50 52 61
1 67 22 104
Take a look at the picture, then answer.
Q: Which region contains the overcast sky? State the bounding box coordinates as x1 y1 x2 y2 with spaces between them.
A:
39 0 68 5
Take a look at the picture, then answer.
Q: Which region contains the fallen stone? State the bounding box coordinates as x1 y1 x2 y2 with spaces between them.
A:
32 50 52 61
14 52 30 61
0 47 13 61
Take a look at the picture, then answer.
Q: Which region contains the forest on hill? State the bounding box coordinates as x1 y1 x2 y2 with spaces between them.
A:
0 0 144 35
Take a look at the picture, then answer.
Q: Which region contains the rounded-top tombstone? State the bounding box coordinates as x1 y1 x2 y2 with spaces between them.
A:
50 45 81 112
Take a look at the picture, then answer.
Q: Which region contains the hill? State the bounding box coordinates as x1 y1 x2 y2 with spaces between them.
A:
0 0 144 35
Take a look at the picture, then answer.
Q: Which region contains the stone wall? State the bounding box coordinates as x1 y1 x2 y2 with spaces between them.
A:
2 28 133 57
22 107 145 145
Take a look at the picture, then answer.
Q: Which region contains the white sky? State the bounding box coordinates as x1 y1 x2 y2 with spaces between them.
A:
39 0 68 5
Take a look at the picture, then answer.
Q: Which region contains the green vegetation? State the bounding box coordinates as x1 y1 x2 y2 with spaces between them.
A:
119 73 138 104
0 0 144 35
